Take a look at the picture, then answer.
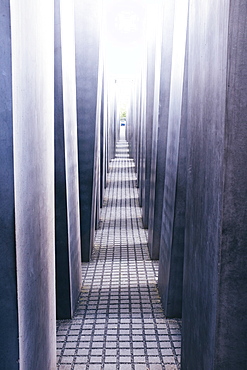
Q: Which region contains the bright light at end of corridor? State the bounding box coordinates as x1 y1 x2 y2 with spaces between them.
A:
103 0 147 78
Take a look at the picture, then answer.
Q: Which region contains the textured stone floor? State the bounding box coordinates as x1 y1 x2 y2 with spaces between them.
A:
56 140 181 369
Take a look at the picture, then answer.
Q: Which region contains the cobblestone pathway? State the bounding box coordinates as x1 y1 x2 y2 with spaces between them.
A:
56 140 181 370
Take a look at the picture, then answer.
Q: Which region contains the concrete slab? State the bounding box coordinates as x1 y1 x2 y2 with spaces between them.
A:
11 1 56 368
75 0 101 262
148 0 175 260
182 1 247 368
0 1 19 368
141 2 159 229
55 0 82 319
158 0 189 318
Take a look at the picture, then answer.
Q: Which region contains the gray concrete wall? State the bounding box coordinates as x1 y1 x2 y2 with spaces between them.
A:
92 53 103 233
0 1 19 368
135 81 142 187
107 78 117 163
11 1 56 369
103 79 109 187
182 1 230 368
110 87 117 166
55 0 82 319
75 0 101 261
100 84 105 208
147 10 163 258
148 0 175 260
133 82 141 170
138 75 146 207
182 0 247 368
158 0 188 317
216 2 247 366
141 2 157 228
128 82 138 163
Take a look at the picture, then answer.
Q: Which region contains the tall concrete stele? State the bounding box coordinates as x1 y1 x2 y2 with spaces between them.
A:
54 0 82 320
0 1 56 369
182 1 247 369
75 0 101 262
158 0 189 319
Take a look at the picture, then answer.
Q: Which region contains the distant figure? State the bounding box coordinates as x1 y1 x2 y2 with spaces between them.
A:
120 118 126 140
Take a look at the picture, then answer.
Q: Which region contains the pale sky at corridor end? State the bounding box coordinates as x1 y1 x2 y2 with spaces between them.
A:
103 0 147 78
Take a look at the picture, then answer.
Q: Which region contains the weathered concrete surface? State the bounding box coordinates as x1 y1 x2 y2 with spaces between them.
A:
182 0 247 369
127 82 138 163
11 1 56 369
75 0 101 262
55 0 81 319
216 2 247 365
107 78 117 164
100 89 105 208
158 0 188 318
102 78 110 191
0 1 19 368
138 76 146 207
134 83 141 171
148 0 175 260
141 2 158 229
135 81 142 188
93 55 103 232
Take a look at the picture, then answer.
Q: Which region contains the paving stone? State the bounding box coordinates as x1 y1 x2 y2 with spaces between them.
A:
105 356 117 363
105 349 117 356
60 356 73 364
120 365 132 370
91 349 103 355
89 356 102 363
165 365 177 370
77 348 89 356
65 343 78 350
119 356 132 363
148 356 161 363
104 365 117 370
134 356 146 363
74 356 88 363
63 349 75 356
134 365 147 370
149 365 163 370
